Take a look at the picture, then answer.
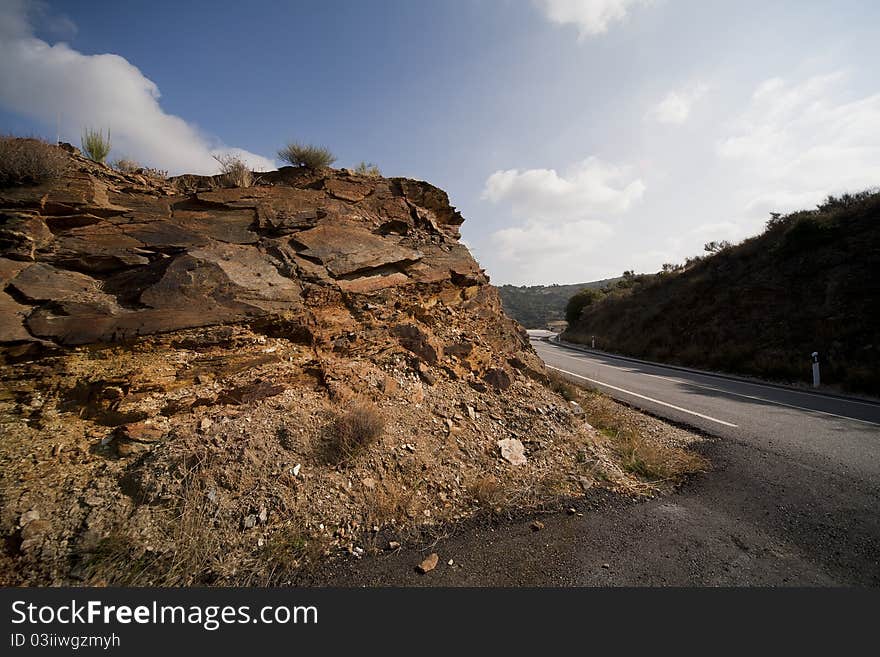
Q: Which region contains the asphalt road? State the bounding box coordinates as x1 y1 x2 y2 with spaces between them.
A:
305 339 880 586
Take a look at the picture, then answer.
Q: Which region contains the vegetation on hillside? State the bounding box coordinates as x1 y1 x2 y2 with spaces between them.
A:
564 189 880 394
498 278 620 328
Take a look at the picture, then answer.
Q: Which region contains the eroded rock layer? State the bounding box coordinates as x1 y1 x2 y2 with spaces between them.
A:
0 147 619 585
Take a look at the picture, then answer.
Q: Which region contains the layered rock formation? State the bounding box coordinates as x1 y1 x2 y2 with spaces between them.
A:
0 145 630 585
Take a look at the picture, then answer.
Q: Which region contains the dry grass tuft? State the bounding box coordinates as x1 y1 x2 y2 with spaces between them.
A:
213 154 254 188
363 480 426 533
112 158 140 174
0 136 68 186
113 158 168 181
468 474 505 509
547 370 708 485
82 470 225 586
354 161 381 177
261 522 330 583
323 401 385 464
548 374 579 402
612 431 707 480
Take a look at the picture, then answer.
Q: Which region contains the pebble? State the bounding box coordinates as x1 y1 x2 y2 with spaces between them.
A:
416 552 439 574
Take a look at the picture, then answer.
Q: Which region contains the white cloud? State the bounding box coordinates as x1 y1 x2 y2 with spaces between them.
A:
647 83 708 124
718 71 880 213
0 0 274 174
482 156 646 219
481 155 643 283
534 0 652 39
489 219 614 284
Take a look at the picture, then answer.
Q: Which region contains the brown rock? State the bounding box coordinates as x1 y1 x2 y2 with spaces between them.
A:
393 324 439 364
20 518 51 542
293 224 422 278
483 368 512 391
498 438 527 466
416 552 439 574
116 420 167 443
218 381 286 405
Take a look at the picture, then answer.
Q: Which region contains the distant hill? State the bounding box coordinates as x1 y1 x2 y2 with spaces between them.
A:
497 279 620 329
564 190 880 394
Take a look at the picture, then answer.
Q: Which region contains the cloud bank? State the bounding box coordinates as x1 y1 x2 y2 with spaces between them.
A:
482 156 644 283
0 0 274 174
482 157 645 219
534 0 652 39
719 72 880 215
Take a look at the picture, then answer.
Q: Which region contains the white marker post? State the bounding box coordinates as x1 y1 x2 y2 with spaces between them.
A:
811 352 821 388
591 336 595 349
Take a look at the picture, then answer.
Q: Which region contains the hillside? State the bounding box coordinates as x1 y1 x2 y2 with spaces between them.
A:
0 140 704 585
498 279 619 329
564 191 880 394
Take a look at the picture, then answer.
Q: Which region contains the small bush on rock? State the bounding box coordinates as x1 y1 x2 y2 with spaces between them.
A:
277 142 336 169
112 158 140 173
0 136 68 187
213 154 254 188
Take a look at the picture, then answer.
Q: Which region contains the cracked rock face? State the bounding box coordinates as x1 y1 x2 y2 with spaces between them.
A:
0 149 498 352
0 145 617 586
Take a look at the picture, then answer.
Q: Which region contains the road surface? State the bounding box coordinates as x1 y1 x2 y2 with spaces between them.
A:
534 338 880 484
305 338 880 586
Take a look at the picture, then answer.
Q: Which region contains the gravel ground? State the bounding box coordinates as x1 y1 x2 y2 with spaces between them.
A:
301 401 880 586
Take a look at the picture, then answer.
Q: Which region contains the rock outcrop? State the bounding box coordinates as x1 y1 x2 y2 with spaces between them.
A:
0 150 497 352
0 144 625 585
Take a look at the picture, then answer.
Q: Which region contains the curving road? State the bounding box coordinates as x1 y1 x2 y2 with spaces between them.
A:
533 337 880 485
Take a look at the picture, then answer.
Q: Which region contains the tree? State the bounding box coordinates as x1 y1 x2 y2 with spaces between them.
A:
703 240 732 254
565 288 602 324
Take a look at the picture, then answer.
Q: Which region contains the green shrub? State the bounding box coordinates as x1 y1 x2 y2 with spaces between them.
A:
81 128 111 163
277 142 336 169
703 240 732 254
0 136 68 186
213 154 254 188
354 161 381 177
565 287 602 324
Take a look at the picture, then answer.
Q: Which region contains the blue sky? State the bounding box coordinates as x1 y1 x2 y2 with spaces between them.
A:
2 0 879 284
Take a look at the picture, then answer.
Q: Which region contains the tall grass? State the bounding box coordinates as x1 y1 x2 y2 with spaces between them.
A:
81 128 111 163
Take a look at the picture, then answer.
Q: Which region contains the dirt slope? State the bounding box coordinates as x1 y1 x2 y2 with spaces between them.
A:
0 143 690 585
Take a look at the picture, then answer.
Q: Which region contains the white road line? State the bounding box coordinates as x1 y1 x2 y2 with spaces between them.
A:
535 339 880 408
546 349 880 428
546 365 739 428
